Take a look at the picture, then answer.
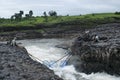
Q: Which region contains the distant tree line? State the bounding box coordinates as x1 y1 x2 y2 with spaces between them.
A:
43 10 57 22
115 11 120 15
11 10 33 21
10 10 58 22
7 11 120 22
43 10 57 17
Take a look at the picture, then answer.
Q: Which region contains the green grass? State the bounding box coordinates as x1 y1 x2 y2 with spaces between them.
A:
0 13 120 31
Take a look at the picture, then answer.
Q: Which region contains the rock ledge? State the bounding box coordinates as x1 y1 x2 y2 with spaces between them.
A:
0 44 63 80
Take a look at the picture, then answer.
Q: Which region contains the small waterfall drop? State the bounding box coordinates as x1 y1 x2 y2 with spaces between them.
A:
19 39 120 80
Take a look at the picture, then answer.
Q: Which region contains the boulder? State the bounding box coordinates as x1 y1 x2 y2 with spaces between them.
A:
70 23 120 75
0 43 63 80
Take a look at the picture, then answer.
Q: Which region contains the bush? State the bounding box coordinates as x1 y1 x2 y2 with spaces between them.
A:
115 12 120 15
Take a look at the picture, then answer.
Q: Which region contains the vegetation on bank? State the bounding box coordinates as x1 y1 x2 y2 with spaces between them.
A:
0 11 120 32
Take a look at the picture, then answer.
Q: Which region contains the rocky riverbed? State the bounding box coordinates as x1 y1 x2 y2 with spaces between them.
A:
70 23 120 75
0 43 63 80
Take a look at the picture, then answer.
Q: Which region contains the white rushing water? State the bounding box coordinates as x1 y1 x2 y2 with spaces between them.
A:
19 39 120 80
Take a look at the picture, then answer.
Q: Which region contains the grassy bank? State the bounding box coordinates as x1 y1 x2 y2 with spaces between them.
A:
0 13 120 32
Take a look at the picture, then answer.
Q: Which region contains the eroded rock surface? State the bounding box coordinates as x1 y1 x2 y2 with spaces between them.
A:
70 23 120 75
0 44 63 80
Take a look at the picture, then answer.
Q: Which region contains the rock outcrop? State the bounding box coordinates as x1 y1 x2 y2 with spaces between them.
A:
70 23 120 75
0 30 43 41
0 43 63 80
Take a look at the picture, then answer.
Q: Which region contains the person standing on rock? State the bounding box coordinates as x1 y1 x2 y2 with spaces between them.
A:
67 48 72 54
92 34 99 42
95 35 99 42
83 30 91 41
11 37 17 46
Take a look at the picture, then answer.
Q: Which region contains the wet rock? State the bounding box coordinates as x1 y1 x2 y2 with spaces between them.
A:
55 44 70 50
0 44 63 80
71 23 120 75
67 55 83 72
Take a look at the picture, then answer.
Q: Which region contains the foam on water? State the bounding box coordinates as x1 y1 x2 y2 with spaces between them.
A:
26 45 65 61
19 39 120 80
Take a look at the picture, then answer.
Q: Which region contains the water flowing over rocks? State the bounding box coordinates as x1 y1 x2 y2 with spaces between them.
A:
0 43 63 80
70 23 120 75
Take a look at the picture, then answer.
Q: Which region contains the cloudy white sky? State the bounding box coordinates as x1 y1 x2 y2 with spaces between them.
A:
0 0 120 18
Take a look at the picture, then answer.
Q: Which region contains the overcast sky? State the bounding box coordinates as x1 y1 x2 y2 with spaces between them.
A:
0 0 120 18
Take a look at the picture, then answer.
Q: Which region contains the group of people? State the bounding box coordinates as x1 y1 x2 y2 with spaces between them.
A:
77 30 99 42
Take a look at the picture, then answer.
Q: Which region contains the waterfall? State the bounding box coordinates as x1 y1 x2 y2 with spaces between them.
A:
18 39 120 80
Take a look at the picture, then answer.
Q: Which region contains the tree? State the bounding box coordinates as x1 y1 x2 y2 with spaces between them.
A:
19 11 24 16
11 10 24 21
92 13 95 16
43 11 48 22
10 15 15 21
66 14 69 16
29 10 33 17
43 11 47 17
25 14 30 19
48 10 57 17
14 13 20 20
115 11 120 15
19 10 24 20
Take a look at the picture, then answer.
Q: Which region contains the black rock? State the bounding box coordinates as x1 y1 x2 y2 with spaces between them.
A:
0 44 63 80
71 23 120 75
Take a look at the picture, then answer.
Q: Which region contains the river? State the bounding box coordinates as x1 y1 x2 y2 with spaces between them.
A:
19 39 120 80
